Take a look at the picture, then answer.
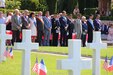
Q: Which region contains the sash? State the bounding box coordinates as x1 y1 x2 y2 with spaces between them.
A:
37 17 44 25
89 19 94 29
30 18 37 27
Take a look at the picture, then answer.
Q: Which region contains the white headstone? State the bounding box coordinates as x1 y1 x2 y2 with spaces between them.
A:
87 31 107 75
14 30 39 75
57 39 92 75
0 24 12 62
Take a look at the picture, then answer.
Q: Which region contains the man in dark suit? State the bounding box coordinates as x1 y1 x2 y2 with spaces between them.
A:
59 11 69 46
67 14 74 39
51 14 60 46
11 9 22 45
21 10 30 29
93 14 101 31
36 11 44 46
87 14 94 43
101 24 109 34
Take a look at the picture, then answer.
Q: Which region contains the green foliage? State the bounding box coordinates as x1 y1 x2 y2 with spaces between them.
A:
46 0 57 14
65 0 78 14
39 46 113 59
0 8 36 14
110 9 113 16
84 8 97 15
0 49 113 75
78 0 98 14
57 0 77 13
0 8 15 13
100 16 113 20
6 1 21 9
20 0 47 11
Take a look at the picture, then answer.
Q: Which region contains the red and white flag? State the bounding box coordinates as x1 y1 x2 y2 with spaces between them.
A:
32 57 39 74
108 56 113 72
39 59 47 75
9 47 13 59
4 46 9 58
103 56 109 71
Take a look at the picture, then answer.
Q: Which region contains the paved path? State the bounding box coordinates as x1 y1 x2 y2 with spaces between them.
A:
15 49 108 61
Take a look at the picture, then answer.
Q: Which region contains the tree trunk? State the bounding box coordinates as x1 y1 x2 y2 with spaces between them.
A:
46 0 57 14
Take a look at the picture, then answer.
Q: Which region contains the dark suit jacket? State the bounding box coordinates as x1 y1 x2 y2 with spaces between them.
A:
82 21 87 34
36 17 44 31
51 18 60 34
21 16 30 29
59 16 69 32
101 25 109 34
93 19 101 31
87 19 94 43
11 14 22 31
68 20 74 34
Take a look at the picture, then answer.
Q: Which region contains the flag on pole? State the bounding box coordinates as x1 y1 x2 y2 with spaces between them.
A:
9 47 13 59
103 56 109 71
108 56 113 72
39 59 47 75
4 46 9 57
32 57 39 74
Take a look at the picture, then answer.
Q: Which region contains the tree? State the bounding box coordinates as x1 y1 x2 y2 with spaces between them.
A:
45 0 77 14
78 0 98 14
20 0 47 11
46 0 57 14
57 0 77 13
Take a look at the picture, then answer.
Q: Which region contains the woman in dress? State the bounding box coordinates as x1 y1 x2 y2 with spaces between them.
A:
107 24 113 41
29 12 37 42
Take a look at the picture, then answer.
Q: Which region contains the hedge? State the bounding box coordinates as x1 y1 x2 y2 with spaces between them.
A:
0 8 38 14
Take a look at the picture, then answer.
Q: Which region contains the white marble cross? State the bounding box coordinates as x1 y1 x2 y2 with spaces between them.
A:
0 24 12 62
14 30 39 75
87 31 107 75
57 39 92 75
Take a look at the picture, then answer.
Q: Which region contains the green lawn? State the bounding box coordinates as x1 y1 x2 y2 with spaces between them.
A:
39 46 113 59
0 50 113 75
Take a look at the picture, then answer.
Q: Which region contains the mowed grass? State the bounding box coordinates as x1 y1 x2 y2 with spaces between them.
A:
0 50 113 75
39 46 113 59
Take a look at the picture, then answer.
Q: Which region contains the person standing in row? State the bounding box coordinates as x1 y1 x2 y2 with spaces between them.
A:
81 16 87 47
107 24 113 41
36 11 44 46
29 12 37 42
93 14 101 31
87 14 95 43
6 12 13 30
73 6 80 15
11 9 22 45
43 11 52 46
74 14 82 39
21 10 30 29
67 14 74 39
51 14 61 46
59 11 69 46
0 11 5 24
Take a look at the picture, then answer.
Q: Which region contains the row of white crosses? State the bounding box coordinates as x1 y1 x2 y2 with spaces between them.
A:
57 31 107 75
0 24 39 75
0 24 107 75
